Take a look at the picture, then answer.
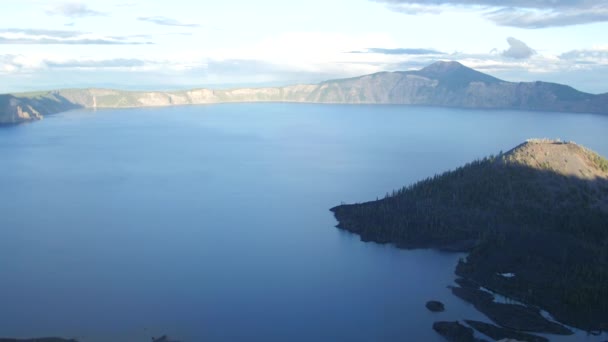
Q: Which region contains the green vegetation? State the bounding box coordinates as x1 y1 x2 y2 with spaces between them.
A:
590 152 608 172
331 141 608 332
13 90 53 99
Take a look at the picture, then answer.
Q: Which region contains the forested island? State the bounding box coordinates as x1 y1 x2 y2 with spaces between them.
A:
2 61 608 125
331 139 608 336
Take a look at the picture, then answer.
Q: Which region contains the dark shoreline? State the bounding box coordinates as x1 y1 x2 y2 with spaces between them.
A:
331 208 608 334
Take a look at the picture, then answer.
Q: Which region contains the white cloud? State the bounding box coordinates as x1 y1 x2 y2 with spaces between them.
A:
486 6 608 29
45 2 105 18
0 28 152 45
501 37 536 59
373 0 608 28
138 16 200 27
559 47 608 65
0 54 158 74
0 54 48 72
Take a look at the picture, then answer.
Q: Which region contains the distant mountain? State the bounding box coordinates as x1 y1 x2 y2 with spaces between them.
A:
2 61 608 125
331 139 608 332
310 61 606 111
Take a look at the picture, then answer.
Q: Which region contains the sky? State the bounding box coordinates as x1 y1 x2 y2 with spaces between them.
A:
1 0 608 93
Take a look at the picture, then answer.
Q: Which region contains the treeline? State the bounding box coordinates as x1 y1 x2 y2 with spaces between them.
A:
331 153 608 331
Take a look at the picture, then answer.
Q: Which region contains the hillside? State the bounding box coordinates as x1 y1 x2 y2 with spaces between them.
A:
0 94 43 124
331 140 608 332
2 61 608 125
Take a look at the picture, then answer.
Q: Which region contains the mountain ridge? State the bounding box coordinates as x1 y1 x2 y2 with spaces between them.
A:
2 61 607 125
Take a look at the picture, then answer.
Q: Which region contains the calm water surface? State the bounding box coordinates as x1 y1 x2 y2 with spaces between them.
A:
1 104 607 341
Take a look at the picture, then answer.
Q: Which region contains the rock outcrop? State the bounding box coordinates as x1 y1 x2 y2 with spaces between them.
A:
0 95 43 124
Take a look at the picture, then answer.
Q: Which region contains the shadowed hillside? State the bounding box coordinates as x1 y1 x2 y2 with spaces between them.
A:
2 61 608 125
331 139 608 332
0 93 83 125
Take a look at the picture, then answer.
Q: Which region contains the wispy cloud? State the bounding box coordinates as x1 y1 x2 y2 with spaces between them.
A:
138 16 200 27
486 6 608 29
0 28 152 45
46 58 147 68
0 55 155 73
349 48 446 55
373 0 608 28
1 28 80 38
0 37 150 45
560 47 608 64
45 2 106 18
501 37 536 59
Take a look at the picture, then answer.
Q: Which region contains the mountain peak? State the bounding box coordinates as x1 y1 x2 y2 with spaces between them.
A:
421 60 467 73
502 139 608 179
415 60 501 88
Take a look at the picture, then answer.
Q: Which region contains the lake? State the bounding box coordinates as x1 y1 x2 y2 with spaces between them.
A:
1 104 607 342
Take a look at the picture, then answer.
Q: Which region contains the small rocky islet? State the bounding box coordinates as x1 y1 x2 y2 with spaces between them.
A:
426 300 446 312
331 139 608 338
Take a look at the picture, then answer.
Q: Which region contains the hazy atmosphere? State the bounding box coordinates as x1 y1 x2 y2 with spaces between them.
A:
3 2 608 342
2 0 608 93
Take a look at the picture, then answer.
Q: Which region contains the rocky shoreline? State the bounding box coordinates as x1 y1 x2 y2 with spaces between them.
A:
450 282 572 335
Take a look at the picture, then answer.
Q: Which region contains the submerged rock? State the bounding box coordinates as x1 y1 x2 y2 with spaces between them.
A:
426 300 446 312
152 336 180 342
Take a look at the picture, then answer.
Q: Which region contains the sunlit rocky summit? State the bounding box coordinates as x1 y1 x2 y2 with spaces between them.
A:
2 61 608 125
332 139 608 333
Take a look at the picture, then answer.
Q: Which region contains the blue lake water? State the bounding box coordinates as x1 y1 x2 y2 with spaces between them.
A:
1 104 607 342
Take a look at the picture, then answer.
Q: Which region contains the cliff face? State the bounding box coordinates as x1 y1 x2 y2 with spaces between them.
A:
2 61 608 125
0 95 43 124
0 92 83 125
